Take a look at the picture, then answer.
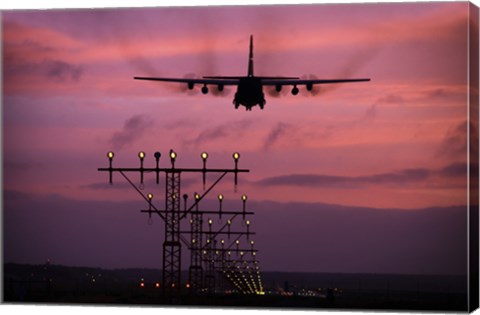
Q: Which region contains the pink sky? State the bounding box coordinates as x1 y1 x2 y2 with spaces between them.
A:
2 2 475 273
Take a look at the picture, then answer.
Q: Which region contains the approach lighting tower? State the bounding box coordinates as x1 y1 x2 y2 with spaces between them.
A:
98 150 249 296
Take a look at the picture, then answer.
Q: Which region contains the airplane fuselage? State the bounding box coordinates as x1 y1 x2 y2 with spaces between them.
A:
234 77 265 110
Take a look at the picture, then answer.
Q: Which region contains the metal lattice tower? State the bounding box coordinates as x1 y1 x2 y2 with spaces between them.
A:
163 170 181 296
188 194 203 291
98 150 259 296
204 237 216 293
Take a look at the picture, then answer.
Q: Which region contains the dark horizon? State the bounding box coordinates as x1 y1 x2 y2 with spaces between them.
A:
4 262 469 311
3 262 470 278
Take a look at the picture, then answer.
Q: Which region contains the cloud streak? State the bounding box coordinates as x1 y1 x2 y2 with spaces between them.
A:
183 119 253 148
254 162 467 189
263 122 292 150
3 21 86 95
437 120 468 158
45 60 83 82
110 115 154 150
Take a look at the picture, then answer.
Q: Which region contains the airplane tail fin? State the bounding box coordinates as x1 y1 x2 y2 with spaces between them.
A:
248 35 254 77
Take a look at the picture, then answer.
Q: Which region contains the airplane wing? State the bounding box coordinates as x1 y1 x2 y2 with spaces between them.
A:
261 78 371 86
134 76 240 86
134 76 370 86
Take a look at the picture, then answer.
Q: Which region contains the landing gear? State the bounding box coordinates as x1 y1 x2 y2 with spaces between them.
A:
233 94 240 109
259 98 266 110
233 96 265 111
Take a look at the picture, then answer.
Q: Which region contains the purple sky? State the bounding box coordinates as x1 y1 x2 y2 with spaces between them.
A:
2 2 476 275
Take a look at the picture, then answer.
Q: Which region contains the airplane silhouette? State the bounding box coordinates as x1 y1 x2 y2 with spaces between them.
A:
134 35 370 111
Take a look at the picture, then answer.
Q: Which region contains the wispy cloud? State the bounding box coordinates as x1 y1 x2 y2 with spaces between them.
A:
376 93 405 105
437 120 467 158
3 21 85 95
4 57 83 83
363 103 378 120
255 170 427 189
110 115 154 150
183 119 253 148
45 60 83 82
254 162 467 189
263 122 292 150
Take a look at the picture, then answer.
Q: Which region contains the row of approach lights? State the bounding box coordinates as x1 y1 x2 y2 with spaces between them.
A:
106 150 242 186
139 280 195 289
107 150 240 167
146 191 249 220
205 238 256 254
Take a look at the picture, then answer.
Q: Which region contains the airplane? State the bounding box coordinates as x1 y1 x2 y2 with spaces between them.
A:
134 35 370 111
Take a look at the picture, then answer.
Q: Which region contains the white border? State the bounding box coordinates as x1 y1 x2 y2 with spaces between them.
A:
1 1 479 315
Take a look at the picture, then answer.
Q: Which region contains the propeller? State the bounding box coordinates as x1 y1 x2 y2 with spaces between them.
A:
179 73 230 97
300 74 322 96
266 80 289 98
180 73 200 95
210 83 231 97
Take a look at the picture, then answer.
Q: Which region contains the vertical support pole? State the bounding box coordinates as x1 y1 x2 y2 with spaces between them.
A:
219 239 226 292
188 196 203 292
162 170 181 297
204 237 216 294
